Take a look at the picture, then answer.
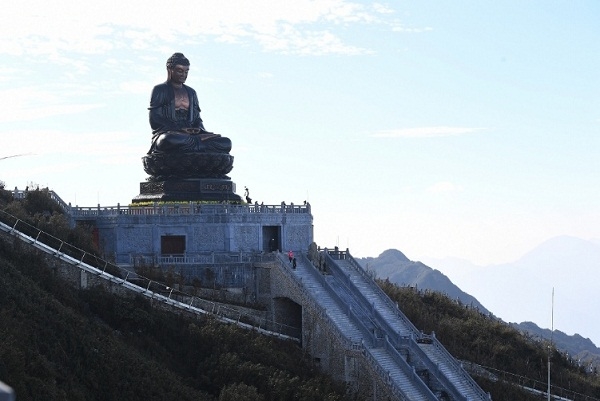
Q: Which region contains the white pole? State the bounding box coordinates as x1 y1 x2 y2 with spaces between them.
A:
547 287 554 401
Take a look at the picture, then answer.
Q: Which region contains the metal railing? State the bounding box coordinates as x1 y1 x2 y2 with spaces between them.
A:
68 201 311 218
7 189 312 218
132 252 276 266
284 252 436 401
274 252 362 352
323 249 422 339
0 208 300 340
323 247 490 401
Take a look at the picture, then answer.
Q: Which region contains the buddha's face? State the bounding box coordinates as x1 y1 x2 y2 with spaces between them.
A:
169 64 189 85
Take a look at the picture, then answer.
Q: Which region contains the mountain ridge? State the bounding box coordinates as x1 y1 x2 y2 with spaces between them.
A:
421 235 600 347
357 249 489 314
356 238 600 367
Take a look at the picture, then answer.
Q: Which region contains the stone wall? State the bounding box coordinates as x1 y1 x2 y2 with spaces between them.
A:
85 206 313 264
1 224 396 400
268 258 397 399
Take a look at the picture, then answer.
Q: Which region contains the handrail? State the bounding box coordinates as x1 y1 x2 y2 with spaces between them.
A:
379 337 439 401
361 349 413 401
324 249 490 401
293 253 437 401
132 252 276 266
323 251 422 339
297 253 377 344
8 189 311 218
0 209 300 341
470 363 597 401
404 338 469 401
428 334 490 400
273 252 360 351
67 202 311 218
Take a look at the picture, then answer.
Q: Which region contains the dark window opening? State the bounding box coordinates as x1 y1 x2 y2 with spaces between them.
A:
161 235 186 255
262 226 281 252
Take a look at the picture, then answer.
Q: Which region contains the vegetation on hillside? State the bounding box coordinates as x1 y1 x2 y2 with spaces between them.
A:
379 279 600 400
0 189 345 401
3 188 600 400
0 187 97 253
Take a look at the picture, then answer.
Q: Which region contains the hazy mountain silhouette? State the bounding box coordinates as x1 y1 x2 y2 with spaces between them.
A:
356 249 489 314
356 237 600 366
423 236 600 346
512 321 600 367
426 236 600 366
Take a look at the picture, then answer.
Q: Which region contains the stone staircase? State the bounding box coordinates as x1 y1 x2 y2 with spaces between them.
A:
418 342 483 398
334 258 418 338
285 255 364 342
368 347 434 401
279 249 491 401
278 253 439 401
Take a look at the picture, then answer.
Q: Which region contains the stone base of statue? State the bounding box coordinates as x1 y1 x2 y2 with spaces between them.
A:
132 178 242 203
142 151 234 180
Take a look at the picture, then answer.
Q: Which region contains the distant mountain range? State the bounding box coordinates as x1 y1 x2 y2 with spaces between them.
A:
510 321 600 368
355 236 600 366
357 249 489 313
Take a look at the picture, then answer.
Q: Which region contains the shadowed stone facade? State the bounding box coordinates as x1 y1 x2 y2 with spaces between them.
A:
70 203 312 265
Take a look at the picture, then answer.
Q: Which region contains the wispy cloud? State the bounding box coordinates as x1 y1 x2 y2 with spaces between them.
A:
0 1 402 58
392 25 433 33
256 29 371 55
0 129 140 157
0 86 103 123
371 126 484 138
427 181 463 194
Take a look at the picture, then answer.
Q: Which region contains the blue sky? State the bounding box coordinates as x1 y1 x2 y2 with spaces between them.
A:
1 1 599 266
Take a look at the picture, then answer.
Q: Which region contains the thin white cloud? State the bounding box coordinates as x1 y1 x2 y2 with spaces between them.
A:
119 81 154 95
371 126 484 138
392 25 433 33
0 1 400 57
0 129 140 157
373 3 395 14
0 87 103 123
427 181 463 194
258 72 275 79
256 29 371 55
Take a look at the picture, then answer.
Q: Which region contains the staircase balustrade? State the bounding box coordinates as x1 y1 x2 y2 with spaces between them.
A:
0 209 299 341
322 247 491 401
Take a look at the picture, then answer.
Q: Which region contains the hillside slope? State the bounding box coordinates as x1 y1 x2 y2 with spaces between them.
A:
0 239 345 401
0 190 345 401
2 189 599 401
359 247 600 368
378 280 600 401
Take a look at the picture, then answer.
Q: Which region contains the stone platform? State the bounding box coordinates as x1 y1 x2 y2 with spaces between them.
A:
132 178 242 203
